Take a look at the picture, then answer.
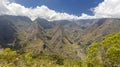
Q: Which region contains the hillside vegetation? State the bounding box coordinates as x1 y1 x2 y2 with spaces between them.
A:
0 32 119 67
0 15 120 67
85 32 120 67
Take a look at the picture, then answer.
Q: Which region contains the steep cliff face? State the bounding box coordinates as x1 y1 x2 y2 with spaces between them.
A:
48 24 80 59
23 22 49 54
80 19 120 46
0 19 16 47
26 22 45 41
0 15 32 48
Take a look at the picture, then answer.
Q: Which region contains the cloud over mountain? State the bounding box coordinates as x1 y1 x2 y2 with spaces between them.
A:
0 0 120 21
93 0 120 18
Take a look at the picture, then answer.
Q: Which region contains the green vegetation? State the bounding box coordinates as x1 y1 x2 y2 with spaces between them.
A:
0 32 120 67
85 32 120 67
0 48 82 67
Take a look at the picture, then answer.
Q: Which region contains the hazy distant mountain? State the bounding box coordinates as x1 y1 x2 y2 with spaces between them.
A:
52 20 73 25
75 19 99 27
34 18 55 29
80 18 120 46
34 18 98 30
0 15 32 29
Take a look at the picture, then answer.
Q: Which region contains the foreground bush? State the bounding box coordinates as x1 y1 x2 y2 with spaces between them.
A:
0 48 82 67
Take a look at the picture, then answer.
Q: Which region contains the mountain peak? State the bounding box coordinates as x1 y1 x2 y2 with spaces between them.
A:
26 22 45 41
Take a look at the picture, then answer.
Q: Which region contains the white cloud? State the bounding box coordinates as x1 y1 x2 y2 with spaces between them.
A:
0 0 9 15
93 0 120 18
0 0 120 21
0 0 93 21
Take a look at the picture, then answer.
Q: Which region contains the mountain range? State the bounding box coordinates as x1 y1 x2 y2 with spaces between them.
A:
0 15 120 60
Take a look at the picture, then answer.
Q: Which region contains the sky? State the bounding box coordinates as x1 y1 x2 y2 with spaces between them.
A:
13 0 103 16
0 0 120 21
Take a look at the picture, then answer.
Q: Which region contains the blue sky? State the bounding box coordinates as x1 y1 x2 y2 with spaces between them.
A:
14 0 103 16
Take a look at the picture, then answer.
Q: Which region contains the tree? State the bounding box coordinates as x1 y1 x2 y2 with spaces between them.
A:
86 43 102 67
